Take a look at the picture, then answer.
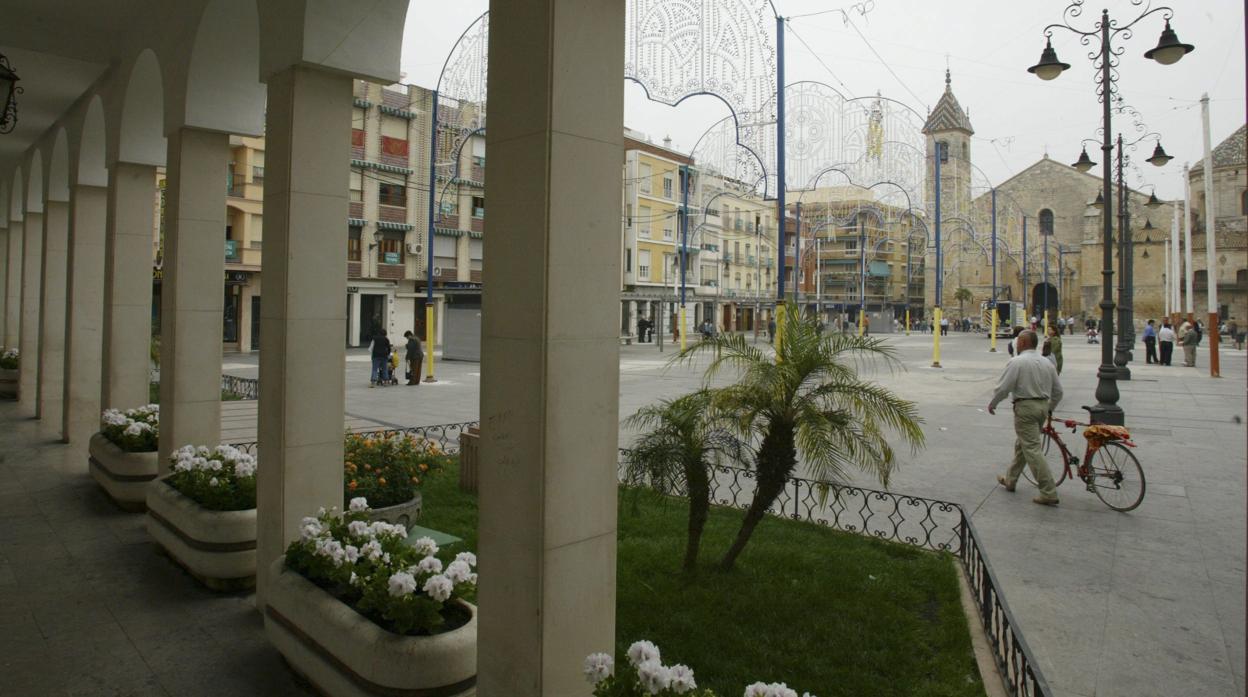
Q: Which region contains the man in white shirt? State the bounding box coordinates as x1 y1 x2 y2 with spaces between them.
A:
988 330 1064 505
1157 321 1176 366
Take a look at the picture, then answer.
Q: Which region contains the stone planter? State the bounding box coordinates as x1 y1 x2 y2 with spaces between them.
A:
264 557 477 697
88 432 158 512
0 367 17 399
458 427 479 493
365 492 422 527
145 476 256 591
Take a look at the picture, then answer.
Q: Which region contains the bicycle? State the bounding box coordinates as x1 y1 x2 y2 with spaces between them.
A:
1021 406 1146 511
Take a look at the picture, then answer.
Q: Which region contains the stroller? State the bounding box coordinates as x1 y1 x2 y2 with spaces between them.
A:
1086 328 1099 344
381 348 401 385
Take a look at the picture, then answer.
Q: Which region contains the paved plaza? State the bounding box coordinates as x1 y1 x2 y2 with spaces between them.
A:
1 332 1244 696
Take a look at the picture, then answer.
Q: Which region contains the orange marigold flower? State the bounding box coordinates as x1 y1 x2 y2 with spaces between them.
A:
419 463 429 472
348 480 358 490
378 477 387 486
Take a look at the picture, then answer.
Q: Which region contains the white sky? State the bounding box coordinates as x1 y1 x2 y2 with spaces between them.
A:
400 0 1245 201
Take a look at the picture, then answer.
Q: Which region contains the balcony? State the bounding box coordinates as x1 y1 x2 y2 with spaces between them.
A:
722 252 734 263
225 239 240 262
226 171 247 198
378 204 407 224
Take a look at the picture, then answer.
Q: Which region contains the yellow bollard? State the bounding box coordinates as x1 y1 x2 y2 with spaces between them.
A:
775 302 786 362
424 304 437 383
858 311 865 337
932 306 943 368
905 309 911 336
990 309 999 352
679 306 687 352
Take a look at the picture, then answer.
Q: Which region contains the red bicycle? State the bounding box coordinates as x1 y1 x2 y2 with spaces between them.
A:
1022 407 1146 512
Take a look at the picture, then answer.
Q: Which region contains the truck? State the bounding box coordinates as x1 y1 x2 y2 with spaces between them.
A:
982 301 1025 337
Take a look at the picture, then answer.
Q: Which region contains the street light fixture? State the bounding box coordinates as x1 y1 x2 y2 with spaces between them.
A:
1145 191 1163 209
1145 141 1174 167
1091 192 1105 209
1030 0 1194 425
1072 147 1096 173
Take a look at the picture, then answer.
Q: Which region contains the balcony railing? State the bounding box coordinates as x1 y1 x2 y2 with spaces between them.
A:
225 240 240 262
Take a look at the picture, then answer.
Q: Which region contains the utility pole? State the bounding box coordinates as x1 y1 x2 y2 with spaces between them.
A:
1171 202 1181 323
1200 94 1220 377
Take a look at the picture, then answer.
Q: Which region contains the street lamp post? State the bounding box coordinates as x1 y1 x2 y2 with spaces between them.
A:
1029 0 1194 425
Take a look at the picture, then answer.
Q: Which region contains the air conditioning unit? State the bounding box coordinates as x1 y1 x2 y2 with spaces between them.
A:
407 242 423 255
432 267 442 277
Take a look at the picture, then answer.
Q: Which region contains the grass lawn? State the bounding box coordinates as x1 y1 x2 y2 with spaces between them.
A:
421 462 985 697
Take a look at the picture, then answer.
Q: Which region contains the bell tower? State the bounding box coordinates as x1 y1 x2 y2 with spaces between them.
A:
922 70 976 309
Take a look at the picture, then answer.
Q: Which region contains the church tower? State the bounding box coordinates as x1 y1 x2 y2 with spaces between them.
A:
922 70 975 310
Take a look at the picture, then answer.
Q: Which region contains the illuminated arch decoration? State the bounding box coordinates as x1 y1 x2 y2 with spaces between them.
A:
431 11 490 241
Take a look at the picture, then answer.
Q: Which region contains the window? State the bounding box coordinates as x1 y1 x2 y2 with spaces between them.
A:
663 223 673 240
472 196 485 218
626 204 633 228
348 227 362 261
379 183 406 207
379 234 404 264
349 171 363 202
639 164 652 194
638 205 651 237
663 176 673 199
638 250 651 279
663 253 675 279
937 140 949 163
626 248 632 272
1039 208 1055 236
1241 190 1247 215
380 115 407 139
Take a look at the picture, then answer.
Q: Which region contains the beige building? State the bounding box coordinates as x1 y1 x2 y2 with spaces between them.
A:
1186 125 1247 323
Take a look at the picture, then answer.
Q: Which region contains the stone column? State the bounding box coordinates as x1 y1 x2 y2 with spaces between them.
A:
157 128 229 466
0 226 7 347
19 212 43 409
348 291 362 348
5 218 22 348
101 163 156 410
478 0 623 692
37 200 70 425
62 185 107 441
256 66 349 603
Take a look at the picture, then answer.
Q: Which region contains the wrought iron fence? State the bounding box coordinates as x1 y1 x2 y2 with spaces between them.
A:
619 449 1051 697
230 420 478 456
220 375 258 400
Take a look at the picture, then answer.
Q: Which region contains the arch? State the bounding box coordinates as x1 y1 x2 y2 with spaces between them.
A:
47 129 70 202
9 167 22 220
1038 208 1054 236
184 0 264 135
1031 282 1058 316
77 96 108 188
25 152 43 213
119 49 167 166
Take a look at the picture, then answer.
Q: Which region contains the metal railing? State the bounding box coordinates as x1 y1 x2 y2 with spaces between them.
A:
231 420 478 456
220 375 258 400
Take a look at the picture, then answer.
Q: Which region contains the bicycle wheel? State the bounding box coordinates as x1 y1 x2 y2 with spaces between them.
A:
1088 441 1146 512
1022 431 1069 487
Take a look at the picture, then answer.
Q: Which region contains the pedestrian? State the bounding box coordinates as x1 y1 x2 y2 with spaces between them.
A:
1158 321 1176 366
369 328 391 387
1181 320 1199 367
989 330 1063 506
1007 326 1024 356
862 314 870 337
1056 316 1065 335
1142 319 1158 364
767 317 776 343
403 330 423 386
940 316 949 335
1045 324 1064 374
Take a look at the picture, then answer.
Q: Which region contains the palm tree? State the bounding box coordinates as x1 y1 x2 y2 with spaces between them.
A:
622 390 743 571
954 287 974 320
682 310 924 570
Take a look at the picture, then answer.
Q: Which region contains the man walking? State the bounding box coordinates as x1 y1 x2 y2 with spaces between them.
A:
1158 320 1176 366
1142 319 1158 364
403 330 423 386
988 330 1063 506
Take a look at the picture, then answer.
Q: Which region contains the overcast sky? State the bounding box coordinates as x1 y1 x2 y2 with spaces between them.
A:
399 0 1245 201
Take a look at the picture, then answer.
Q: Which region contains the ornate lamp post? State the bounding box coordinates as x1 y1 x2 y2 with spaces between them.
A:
1029 0 1194 425
0 52 22 134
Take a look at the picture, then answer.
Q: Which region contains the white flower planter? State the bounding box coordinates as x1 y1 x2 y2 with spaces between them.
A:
365 493 423 527
88 432 158 512
145 476 256 591
0 367 17 399
264 557 477 697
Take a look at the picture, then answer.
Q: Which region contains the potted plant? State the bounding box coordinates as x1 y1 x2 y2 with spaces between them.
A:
584 640 817 696
88 405 160 511
0 348 17 399
146 444 258 591
265 499 478 696
343 432 451 526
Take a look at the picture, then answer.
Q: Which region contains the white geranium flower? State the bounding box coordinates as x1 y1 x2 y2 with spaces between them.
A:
454 551 477 567
315 538 346 566
208 477 219 487
348 497 369 513
422 574 453 602
196 445 210 456
173 445 196 459
123 423 144 436
349 571 361 586
416 556 443 575
668 664 696 693
636 661 671 694
411 536 439 556
343 545 360 564
233 457 256 478
387 571 418 597
361 540 384 561
347 520 371 538
391 524 407 539
627 640 661 668
444 560 473 584
583 653 613 685
299 516 324 541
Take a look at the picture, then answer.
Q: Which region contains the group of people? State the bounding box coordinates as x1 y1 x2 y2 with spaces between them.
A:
368 328 424 387
1006 325 1064 374
1141 318 1206 367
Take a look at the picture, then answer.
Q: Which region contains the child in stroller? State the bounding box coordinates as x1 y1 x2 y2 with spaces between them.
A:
1086 327 1099 344
383 347 402 385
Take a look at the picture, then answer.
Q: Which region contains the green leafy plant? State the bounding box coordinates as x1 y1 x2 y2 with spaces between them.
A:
0 348 17 370
100 405 159 452
954 287 973 319
343 432 452 509
284 499 477 635
166 444 257 511
681 311 924 569
623 391 742 571
584 641 812 696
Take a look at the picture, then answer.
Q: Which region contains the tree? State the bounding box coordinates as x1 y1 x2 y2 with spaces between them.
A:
954 287 974 319
622 391 742 571
683 311 925 570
